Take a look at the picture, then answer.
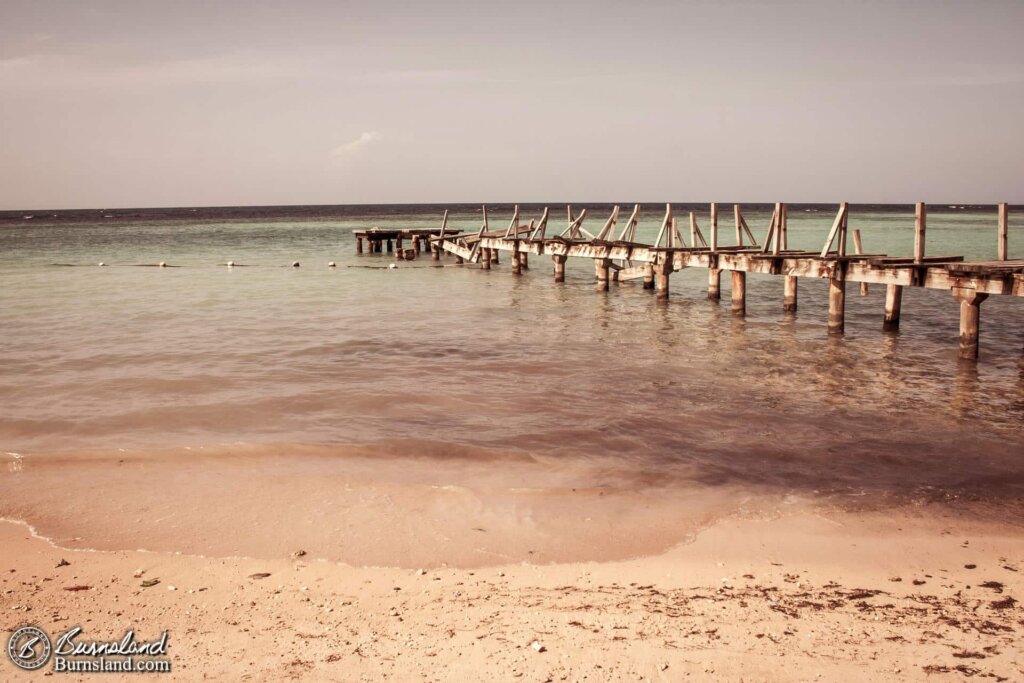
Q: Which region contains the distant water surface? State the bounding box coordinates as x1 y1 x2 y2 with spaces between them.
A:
0 203 1022 560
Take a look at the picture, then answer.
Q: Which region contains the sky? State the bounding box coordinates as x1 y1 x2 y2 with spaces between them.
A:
1 0 1022 209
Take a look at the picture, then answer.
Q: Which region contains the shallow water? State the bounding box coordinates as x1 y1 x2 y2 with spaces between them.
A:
0 204 1022 564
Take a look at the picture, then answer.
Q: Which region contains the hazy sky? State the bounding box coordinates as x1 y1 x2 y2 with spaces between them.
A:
1 0 1022 209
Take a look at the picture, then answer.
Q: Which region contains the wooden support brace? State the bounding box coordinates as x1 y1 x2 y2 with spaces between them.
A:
761 206 779 255
710 203 718 251
690 212 708 248
820 203 850 257
356 237 363 254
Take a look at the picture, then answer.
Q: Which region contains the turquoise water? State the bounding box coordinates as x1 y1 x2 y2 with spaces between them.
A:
0 204 1021 503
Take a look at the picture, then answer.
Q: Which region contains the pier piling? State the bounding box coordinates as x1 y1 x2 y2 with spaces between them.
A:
654 261 671 299
643 263 655 290
828 278 846 335
783 275 798 312
953 288 989 360
596 258 611 290
731 271 746 316
553 254 567 282
708 269 721 300
884 285 903 331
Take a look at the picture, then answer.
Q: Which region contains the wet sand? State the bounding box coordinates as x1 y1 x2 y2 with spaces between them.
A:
2 506 1022 682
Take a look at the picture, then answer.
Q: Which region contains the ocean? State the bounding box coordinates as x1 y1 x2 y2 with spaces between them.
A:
0 203 1021 566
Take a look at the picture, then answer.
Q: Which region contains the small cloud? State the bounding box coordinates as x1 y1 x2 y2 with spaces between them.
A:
331 131 380 157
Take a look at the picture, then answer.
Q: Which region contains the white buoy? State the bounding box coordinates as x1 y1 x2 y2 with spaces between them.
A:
388 263 397 269
226 261 235 267
328 261 336 268
159 262 167 268
98 262 106 267
292 261 300 268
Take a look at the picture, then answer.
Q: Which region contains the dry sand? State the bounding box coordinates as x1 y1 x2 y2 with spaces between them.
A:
2 506 1021 682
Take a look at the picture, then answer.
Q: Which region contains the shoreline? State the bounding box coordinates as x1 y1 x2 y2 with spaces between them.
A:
2 506 1021 681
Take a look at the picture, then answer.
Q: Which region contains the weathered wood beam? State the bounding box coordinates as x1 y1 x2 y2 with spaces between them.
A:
710 203 718 251
914 202 926 263
505 205 520 239
616 204 640 242
998 202 1008 261
596 206 621 241
853 229 868 295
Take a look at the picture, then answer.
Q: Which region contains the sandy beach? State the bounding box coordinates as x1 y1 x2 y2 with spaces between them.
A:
2 498 1021 682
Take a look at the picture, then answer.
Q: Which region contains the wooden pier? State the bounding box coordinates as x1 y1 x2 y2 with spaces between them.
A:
357 203 1022 360
353 226 464 261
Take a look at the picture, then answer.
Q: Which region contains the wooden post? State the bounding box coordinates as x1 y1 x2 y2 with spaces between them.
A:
998 202 1008 260
396 236 403 253
731 271 746 316
914 202 926 263
596 258 611 291
431 240 439 261
455 254 464 264
654 260 671 299
491 249 499 264
386 239 393 253
708 269 721 300
783 275 798 312
413 236 421 255
953 288 989 360
553 254 567 282
710 203 718 251
520 252 528 270
883 284 903 331
357 237 363 254
852 229 868 295
734 205 743 247
482 248 491 270
511 244 521 274
828 278 846 335
772 203 782 255
780 203 788 251
643 263 654 290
